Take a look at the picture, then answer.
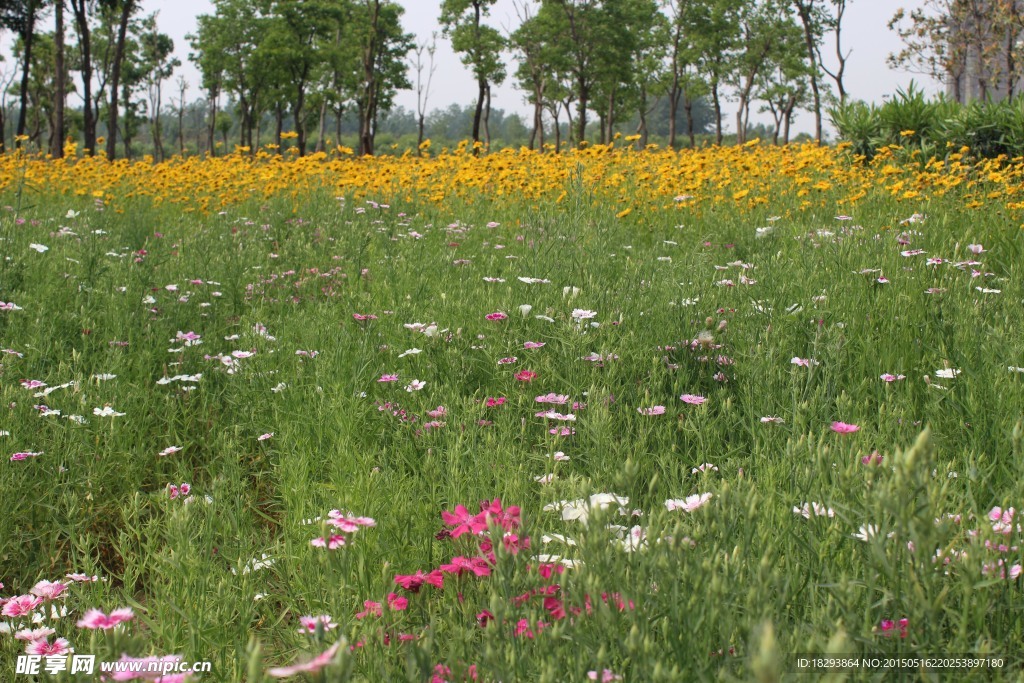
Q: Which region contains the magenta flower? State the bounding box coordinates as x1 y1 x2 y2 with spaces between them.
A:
524 341 545 349
2 595 44 617
267 641 341 678
880 373 906 382
485 311 508 321
25 638 71 656
377 373 399 383
485 397 506 408
535 393 569 404
355 600 383 619
387 593 408 611
680 394 707 405
158 445 183 457
588 670 623 682
394 569 445 592
515 370 538 382
830 421 860 434
878 618 909 639
638 406 666 416
257 432 274 441
76 607 135 629
498 356 518 365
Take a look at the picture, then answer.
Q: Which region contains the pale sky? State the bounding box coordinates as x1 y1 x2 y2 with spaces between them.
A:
70 0 944 132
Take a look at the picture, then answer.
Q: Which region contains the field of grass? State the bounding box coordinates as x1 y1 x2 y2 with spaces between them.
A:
1 141 1024 681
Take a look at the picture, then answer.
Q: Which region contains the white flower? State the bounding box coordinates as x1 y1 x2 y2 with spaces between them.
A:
93 406 125 417
398 348 422 358
405 379 425 392
29 243 49 253
519 304 533 317
665 493 712 512
934 368 960 379
793 502 835 519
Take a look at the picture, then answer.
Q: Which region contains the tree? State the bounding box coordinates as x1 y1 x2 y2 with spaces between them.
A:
52 0 64 157
105 0 140 159
510 0 552 150
690 0 741 144
347 0 413 155
889 0 1023 102
730 0 799 144
263 0 343 155
440 0 505 146
69 0 96 152
818 0 852 103
137 15 177 160
792 0 828 141
0 0 45 146
410 34 437 152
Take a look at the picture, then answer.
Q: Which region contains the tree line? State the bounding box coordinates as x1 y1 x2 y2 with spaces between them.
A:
0 0 869 159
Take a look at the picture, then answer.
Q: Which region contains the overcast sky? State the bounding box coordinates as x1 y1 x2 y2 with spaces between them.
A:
64 0 944 132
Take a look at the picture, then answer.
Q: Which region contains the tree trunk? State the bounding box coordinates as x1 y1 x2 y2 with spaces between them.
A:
15 0 38 146
275 104 283 152
72 0 95 154
417 112 425 153
315 98 327 153
53 0 65 158
668 89 680 150
684 94 695 148
472 77 485 144
152 81 163 161
106 0 134 160
483 82 491 148
796 2 822 143
712 83 722 145
605 88 616 143
576 83 588 146
207 90 218 156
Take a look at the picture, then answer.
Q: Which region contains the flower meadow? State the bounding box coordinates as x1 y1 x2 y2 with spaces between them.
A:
1 141 1024 681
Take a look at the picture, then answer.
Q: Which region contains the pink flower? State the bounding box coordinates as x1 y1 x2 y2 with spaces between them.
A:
353 313 378 321
831 421 860 434
267 641 342 678
298 615 337 634
311 535 347 549
790 357 818 367
485 397 506 408
524 341 545 349
76 607 135 629
10 451 43 461
515 370 537 382
25 638 71 656
377 374 399 383
680 394 706 405
355 601 383 619
861 451 884 466
439 555 493 577
257 432 274 441
535 393 569 404
159 445 183 457
2 595 44 617
427 406 447 418
30 580 68 600
485 311 508 321
107 655 188 681
967 243 985 254
638 406 666 416
15 627 55 641
588 670 623 682
880 373 906 382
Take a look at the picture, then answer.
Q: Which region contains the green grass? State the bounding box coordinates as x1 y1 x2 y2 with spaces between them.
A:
1 180 1023 682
